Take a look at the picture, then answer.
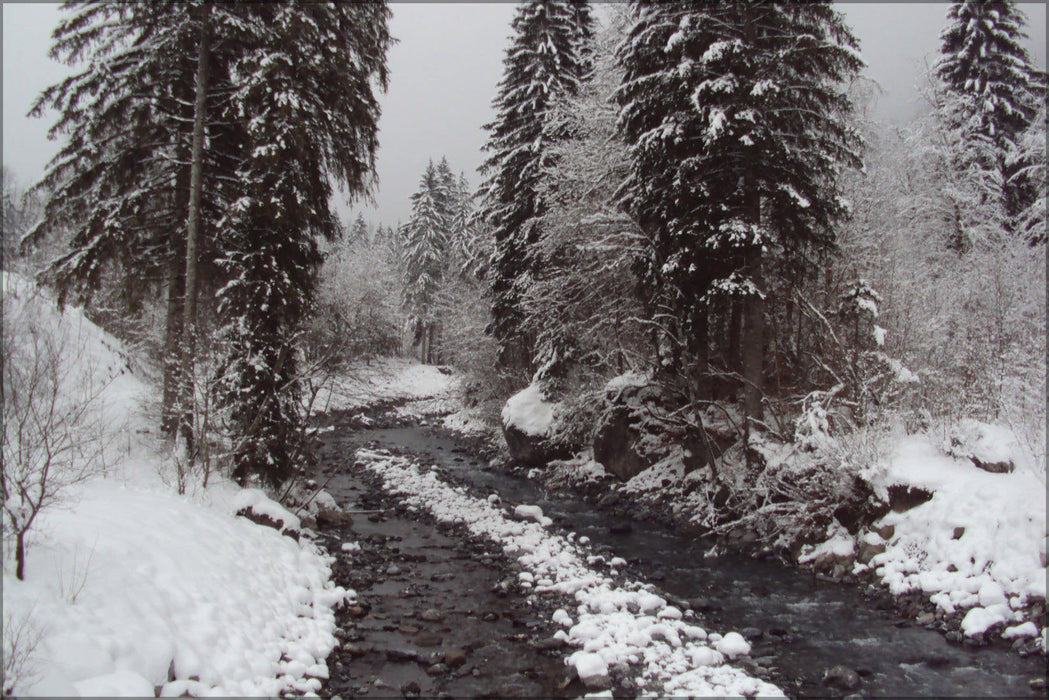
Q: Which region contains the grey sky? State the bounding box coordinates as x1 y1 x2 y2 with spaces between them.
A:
3 3 1046 226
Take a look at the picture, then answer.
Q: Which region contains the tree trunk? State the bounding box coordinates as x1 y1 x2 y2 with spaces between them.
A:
741 205 765 429
727 300 742 373
692 305 709 398
178 2 212 456
161 159 191 436
16 530 25 580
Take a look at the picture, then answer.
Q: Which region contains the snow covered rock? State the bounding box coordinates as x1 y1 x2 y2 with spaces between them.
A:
501 385 577 467
945 420 1019 474
234 489 302 539
567 650 611 691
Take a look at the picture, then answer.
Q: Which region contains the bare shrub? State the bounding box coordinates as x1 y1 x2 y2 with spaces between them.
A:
2 606 46 697
2 279 111 580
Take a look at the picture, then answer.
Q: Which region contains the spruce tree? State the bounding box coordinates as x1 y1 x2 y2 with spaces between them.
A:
478 0 594 373
26 1 246 436
215 2 391 486
935 1 1046 238
616 2 863 425
401 161 450 364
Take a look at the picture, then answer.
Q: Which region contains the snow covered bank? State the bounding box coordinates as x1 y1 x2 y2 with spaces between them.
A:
859 435 1046 647
4 479 348 697
2 275 350 696
354 448 782 697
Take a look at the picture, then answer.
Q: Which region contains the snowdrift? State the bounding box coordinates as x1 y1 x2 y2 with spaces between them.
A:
2 274 349 696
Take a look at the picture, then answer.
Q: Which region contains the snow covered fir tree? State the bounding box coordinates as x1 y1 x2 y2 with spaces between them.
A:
2 1 1046 696
478 0 594 374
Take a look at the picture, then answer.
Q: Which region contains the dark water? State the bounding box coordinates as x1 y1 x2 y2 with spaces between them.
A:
354 424 1048 698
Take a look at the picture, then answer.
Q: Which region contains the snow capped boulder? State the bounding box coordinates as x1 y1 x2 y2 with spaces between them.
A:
945 420 1018 474
567 650 610 691
501 384 577 467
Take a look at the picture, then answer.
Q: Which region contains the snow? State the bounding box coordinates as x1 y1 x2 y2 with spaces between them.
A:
312 356 458 414
862 435 1046 641
568 650 608 686
355 448 783 697
502 384 556 436
714 632 752 660
514 504 554 527
2 274 349 697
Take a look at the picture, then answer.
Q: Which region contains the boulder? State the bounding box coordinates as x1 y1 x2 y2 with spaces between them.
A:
592 381 722 482
593 404 650 481
501 385 579 467
502 423 576 467
887 484 933 513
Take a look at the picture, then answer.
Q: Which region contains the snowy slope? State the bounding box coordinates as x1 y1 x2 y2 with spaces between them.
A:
2 274 349 696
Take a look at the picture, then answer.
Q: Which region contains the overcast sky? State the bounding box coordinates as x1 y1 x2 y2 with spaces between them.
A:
3 3 1046 226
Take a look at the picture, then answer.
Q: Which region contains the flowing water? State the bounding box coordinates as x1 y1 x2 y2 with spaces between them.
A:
327 416 1047 697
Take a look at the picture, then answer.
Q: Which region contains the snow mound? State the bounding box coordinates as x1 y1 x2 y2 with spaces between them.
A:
863 436 1046 641
502 384 555 436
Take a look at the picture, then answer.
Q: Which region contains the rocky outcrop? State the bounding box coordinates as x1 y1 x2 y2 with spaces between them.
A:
592 382 725 482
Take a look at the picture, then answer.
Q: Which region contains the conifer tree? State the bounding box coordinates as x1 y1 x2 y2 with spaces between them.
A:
26 1 247 436
401 161 451 364
478 0 594 373
935 1 1046 237
215 2 391 486
616 2 862 426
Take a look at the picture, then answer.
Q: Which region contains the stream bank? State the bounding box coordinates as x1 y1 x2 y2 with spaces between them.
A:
312 402 1047 697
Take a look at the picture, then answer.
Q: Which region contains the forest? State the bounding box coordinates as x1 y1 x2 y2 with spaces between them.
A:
2 1 1046 697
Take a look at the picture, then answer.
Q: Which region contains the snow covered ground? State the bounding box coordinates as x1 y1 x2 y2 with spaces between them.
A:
355 447 783 697
860 435 1046 647
312 356 458 414
2 275 349 697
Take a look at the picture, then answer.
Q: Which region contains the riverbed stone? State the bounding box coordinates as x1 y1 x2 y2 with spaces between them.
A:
420 608 444 622
823 665 862 691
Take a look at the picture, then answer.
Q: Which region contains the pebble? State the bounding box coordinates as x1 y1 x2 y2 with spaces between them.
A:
482 612 499 622
823 664 862 691
387 564 401 575
426 663 448 676
400 681 421 698
420 608 445 622
442 647 466 667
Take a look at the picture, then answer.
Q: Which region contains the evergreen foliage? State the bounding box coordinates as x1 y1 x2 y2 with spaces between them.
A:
401 161 451 364
478 0 594 373
30 1 391 487
935 0 1047 238
615 2 863 421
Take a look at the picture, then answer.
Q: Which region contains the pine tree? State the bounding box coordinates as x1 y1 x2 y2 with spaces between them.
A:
26 1 247 436
616 2 863 425
478 0 594 373
348 213 369 245
935 0 1047 237
401 161 450 364
215 2 391 486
